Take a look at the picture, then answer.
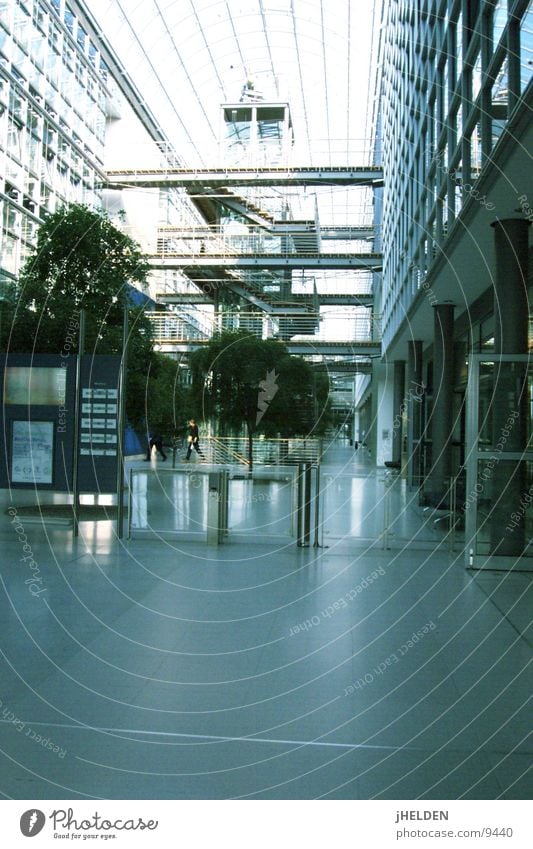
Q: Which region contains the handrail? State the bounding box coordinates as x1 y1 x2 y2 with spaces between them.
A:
154 230 380 259
146 310 382 344
207 435 250 466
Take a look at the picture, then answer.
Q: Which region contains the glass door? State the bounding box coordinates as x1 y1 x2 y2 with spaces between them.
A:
465 355 533 570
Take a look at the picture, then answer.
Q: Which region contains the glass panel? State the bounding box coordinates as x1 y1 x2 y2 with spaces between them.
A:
227 468 295 538
130 467 297 540
224 109 251 143
472 51 482 99
477 361 533 452
491 56 508 145
520 1 533 92
456 14 463 64
470 122 482 175
320 471 456 546
474 459 533 557
492 0 507 46
130 469 209 535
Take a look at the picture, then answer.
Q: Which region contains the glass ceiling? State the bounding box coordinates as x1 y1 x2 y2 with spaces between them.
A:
86 0 381 169
85 0 382 312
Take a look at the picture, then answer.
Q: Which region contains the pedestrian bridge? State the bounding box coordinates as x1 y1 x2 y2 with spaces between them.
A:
105 164 384 189
146 310 382 357
147 252 383 272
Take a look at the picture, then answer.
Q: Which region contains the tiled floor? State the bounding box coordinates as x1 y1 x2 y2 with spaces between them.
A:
0 446 531 799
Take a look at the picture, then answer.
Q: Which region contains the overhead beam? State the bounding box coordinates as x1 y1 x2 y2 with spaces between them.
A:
154 291 374 306
104 165 383 189
147 253 383 271
153 339 382 356
158 223 375 240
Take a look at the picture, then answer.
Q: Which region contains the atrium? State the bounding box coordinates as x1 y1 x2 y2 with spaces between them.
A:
0 0 531 804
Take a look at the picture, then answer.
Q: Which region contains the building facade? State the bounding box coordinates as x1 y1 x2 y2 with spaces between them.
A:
371 0 533 566
0 0 203 307
0 0 109 288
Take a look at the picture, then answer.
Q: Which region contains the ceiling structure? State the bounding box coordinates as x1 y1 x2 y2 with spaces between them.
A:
80 0 383 366
83 0 382 225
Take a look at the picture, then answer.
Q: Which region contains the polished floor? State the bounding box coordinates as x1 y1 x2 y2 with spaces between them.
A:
0 446 531 799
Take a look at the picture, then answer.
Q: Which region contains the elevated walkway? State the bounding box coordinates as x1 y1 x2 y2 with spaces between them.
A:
146 310 381 357
105 164 383 188
311 360 373 374
154 339 381 356
147 252 383 271
155 291 374 306
158 220 375 243
286 340 381 356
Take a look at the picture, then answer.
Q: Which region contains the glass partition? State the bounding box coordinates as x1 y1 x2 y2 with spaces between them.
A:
319 470 460 549
227 466 297 541
129 467 211 539
128 465 298 543
465 355 533 570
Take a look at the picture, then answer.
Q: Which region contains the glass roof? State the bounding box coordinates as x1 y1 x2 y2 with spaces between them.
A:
87 0 381 170
86 0 381 308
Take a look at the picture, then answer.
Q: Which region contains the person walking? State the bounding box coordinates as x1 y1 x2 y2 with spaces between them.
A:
185 419 204 461
145 429 167 461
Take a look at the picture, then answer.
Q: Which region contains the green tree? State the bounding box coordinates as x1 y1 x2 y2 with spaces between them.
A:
190 330 330 467
2 203 156 430
143 352 193 442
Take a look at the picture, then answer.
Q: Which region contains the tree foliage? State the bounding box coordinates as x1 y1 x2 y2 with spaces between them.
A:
6 203 149 351
0 203 188 433
190 330 331 465
143 353 193 440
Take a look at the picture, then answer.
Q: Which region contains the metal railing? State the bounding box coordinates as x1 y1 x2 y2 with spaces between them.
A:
172 436 323 467
146 313 211 343
154 229 380 260
105 139 380 171
147 310 382 345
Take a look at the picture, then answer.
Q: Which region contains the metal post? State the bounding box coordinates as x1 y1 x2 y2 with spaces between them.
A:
297 462 312 547
382 476 391 550
116 307 128 539
72 309 85 537
127 467 133 540
219 469 229 541
449 475 456 553
407 340 423 489
313 463 322 547
207 471 221 545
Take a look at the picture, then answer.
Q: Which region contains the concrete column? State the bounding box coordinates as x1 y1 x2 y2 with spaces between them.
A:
374 361 394 466
431 304 455 507
492 219 529 354
406 340 423 488
489 218 530 555
392 360 406 466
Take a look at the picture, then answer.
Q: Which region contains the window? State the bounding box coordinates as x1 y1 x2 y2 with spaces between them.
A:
492 0 507 47
520 1 533 92
76 23 86 52
64 7 74 36
7 119 22 158
472 51 482 99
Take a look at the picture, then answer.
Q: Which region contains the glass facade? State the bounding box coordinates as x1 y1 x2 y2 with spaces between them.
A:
377 0 533 353
0 0 112 282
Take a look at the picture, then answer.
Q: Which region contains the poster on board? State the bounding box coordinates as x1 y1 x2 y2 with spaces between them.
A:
11 420 54 484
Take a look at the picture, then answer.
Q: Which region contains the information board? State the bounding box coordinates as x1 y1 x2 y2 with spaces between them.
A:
77 356 122 493
11 420 54 484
